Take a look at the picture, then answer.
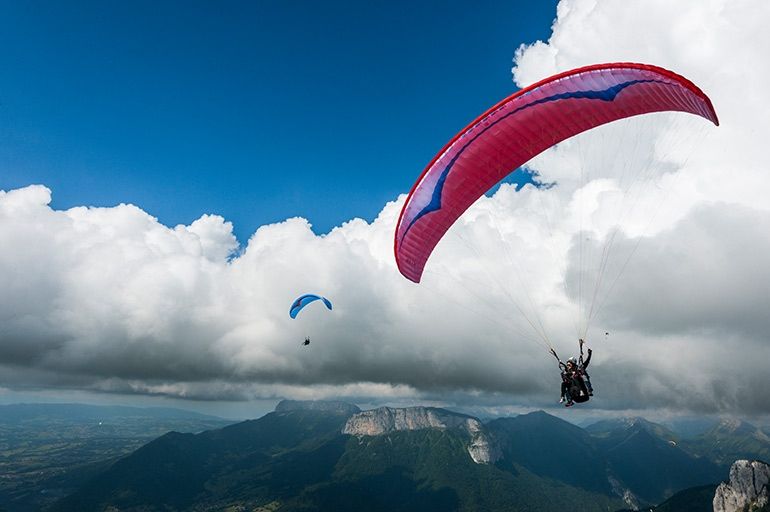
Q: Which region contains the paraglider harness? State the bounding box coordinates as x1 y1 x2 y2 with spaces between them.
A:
551 340 593 404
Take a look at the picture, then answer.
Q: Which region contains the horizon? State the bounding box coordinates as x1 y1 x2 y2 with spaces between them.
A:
3 397 769 431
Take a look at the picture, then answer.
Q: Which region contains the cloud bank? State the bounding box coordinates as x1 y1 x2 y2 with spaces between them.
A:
1 0 769 415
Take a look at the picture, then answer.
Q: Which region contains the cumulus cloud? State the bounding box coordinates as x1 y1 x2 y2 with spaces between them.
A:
1 0 769 415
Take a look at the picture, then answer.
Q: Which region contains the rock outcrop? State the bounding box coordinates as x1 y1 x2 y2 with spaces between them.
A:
465 417 502 464
343 406 501 464
607 473 641 510
713 459 770 512
275 399 361 416
343 406 469 435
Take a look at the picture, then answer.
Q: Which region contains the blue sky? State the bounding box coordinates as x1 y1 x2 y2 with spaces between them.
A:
1 0 557 242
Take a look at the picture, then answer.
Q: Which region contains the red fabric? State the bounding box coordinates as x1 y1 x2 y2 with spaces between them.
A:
394 63 718 283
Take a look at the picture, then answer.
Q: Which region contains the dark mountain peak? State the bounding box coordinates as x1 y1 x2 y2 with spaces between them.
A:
618 424 665 448
626 418 676 438
684 418 770 467
586 416 676 441
487 410 614 497
587 416 646 430
274 399 360 416
491 410 586 438
709 417 763 437
201 402 355 451
699 418 770 446
521 409 549 418
624 416 652 427
718 417 751 431
518 409 566 422
594 418 723 505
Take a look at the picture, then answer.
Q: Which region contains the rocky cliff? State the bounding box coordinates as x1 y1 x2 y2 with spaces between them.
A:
713 459 770 512
343 406 501 464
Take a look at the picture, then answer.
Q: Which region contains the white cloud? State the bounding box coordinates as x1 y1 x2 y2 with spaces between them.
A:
1 0 769 415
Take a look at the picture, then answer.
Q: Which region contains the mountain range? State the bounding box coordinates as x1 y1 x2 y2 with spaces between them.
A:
44 400 769 512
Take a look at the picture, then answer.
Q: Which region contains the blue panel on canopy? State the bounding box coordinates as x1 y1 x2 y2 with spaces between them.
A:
289 294 333 319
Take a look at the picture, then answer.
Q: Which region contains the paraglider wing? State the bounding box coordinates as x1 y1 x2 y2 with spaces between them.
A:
394 62 718 283
289 294 333 319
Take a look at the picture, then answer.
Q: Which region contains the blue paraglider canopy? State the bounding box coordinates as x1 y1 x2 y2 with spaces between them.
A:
289 294 332 319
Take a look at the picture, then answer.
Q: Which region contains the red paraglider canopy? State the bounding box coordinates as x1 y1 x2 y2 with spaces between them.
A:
394 62 718 283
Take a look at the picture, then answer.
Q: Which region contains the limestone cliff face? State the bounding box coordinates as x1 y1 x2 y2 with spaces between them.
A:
343 406 469 435
343 406 501 464
607 473 640 511
713 459 770 512
274 399 361 416
465 418 502 464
